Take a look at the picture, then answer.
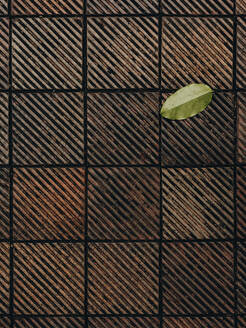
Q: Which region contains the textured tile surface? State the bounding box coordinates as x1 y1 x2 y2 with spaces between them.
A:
162 18 233 89
162 167 234 240
12 18 83 89
89 317 160 327
0 93 8 164
0 0 7 14
14 243 84 314
0 169 9 239
87 17 159 89
14 317 85 327
87 92 159 165
161 92 234 166
237 18 246 88
237 243 246 312
162 242 234 314
238 316 246 327
162 317 234 327
0 18 9 89
0 243 9 314
0 318 10 328
88 242 159 314
87 0 158 13
237 168 246 238
237 93 246 163
88 167 160 240
13 168 85 240
13 92 84 165
237 0 246 14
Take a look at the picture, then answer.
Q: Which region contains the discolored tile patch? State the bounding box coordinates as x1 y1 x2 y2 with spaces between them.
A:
237 18 246 88
0 18 9 89
162 242 234 314
162 317 234 327
0 0 7 14
237 93 246 163
13 167 85 240
14 243 84 314
162 17 233 89
237 168 246 238
89 317 160 328
162 0 233 14
0 93 9 165
87 0 158 13
87 17 158 89
0 243 9 314
162 167 234 240
14 317 85 327
0 169 9 239
87 92 159 165
237 243 246 313
161 92 234 166
12 0 83 14
237 0 246 14
0 317 10 328
12 92 84 165
88 167 160 240
88 242 159 314
12 18 83 89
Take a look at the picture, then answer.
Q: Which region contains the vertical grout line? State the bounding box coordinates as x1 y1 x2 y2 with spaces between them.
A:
8 0 14 326
233 0 238 326
158 1 163 327
82 1 89 327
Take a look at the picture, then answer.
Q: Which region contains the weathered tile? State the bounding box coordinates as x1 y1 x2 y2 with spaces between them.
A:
14 317 85 327
237 93 246 163
0 18 9 89
237 0 246 13
87 0 158 13
0 243 9 314
162 317 234 328
237 243 246 312
237 18 246 88
237 168 246 238
89 317 160 328
0 93 9 164
0 169 9 239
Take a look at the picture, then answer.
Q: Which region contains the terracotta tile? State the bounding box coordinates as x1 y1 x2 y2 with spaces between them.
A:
87 0 158 13
0 169 9 239
0 18 9 89
14 317 85 327
14 243 84 314
12 18 83 89
237 0 246 13
237 243 246 312
237 18 246 88
0 243 9 314
161 92 234 166
12 92 84 165
89 317 160 327
88 167 160 240
162 17 233 89
237 93 246 163
162 167 234 240
87 17 158 89
0 317 10 328
162 242 234 314
237 168 246 238
162 317 234 327
0 93 8 164
0 0 7 14
88 242 159 314
87 92 159 165
13 168 85 240
12 0 83 14
162 0 233 14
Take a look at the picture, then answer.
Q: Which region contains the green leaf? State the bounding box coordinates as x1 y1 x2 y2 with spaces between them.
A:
160 84 213 120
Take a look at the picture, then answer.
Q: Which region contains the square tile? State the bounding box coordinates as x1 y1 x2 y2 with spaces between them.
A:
237 18 246 88
87 92 159 165
162 317 234 327
162 0 233 14
13 167 85 240
14 243 84 314
0 317 10 328
13 92 84 165
237 243 246 312
87 17 158 89
0 19 9 89
0 0 7 14
12 0 83 14
88 167 160 240
237 93 246 163
0 169 9 239
12 18 83 89
0 93 8 164
162 167 234 240
161 92 234 166
162 18 233 89
162 242 234 314
14 317 85 327
237 0 246 14
87 0 158 13
88 242 159 314
89 317 160 327
0 243 9 314
237 168 246 238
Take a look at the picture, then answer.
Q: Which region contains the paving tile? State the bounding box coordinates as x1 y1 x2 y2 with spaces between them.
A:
0 0 7 14
237 243 246 313
12 92 84 165
237 168 246 238
14 243 84 314
87 92 159 165
12 0 83 14
162 317 234 327
162 167 234 240
0 93 9 165
88 167 160 240
12 18 83 89
237 0 246 14
237 93 246 163
89 317 160 327
87 17 158 89
0 169 9 240
162 17 233 89
87 0 158 13
14 317 85 327
237 18 246 88
0 18 9 89
161 92 234 166
0 243 9 314
88 242 159 314
13 167 85 240
162 242 234 314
